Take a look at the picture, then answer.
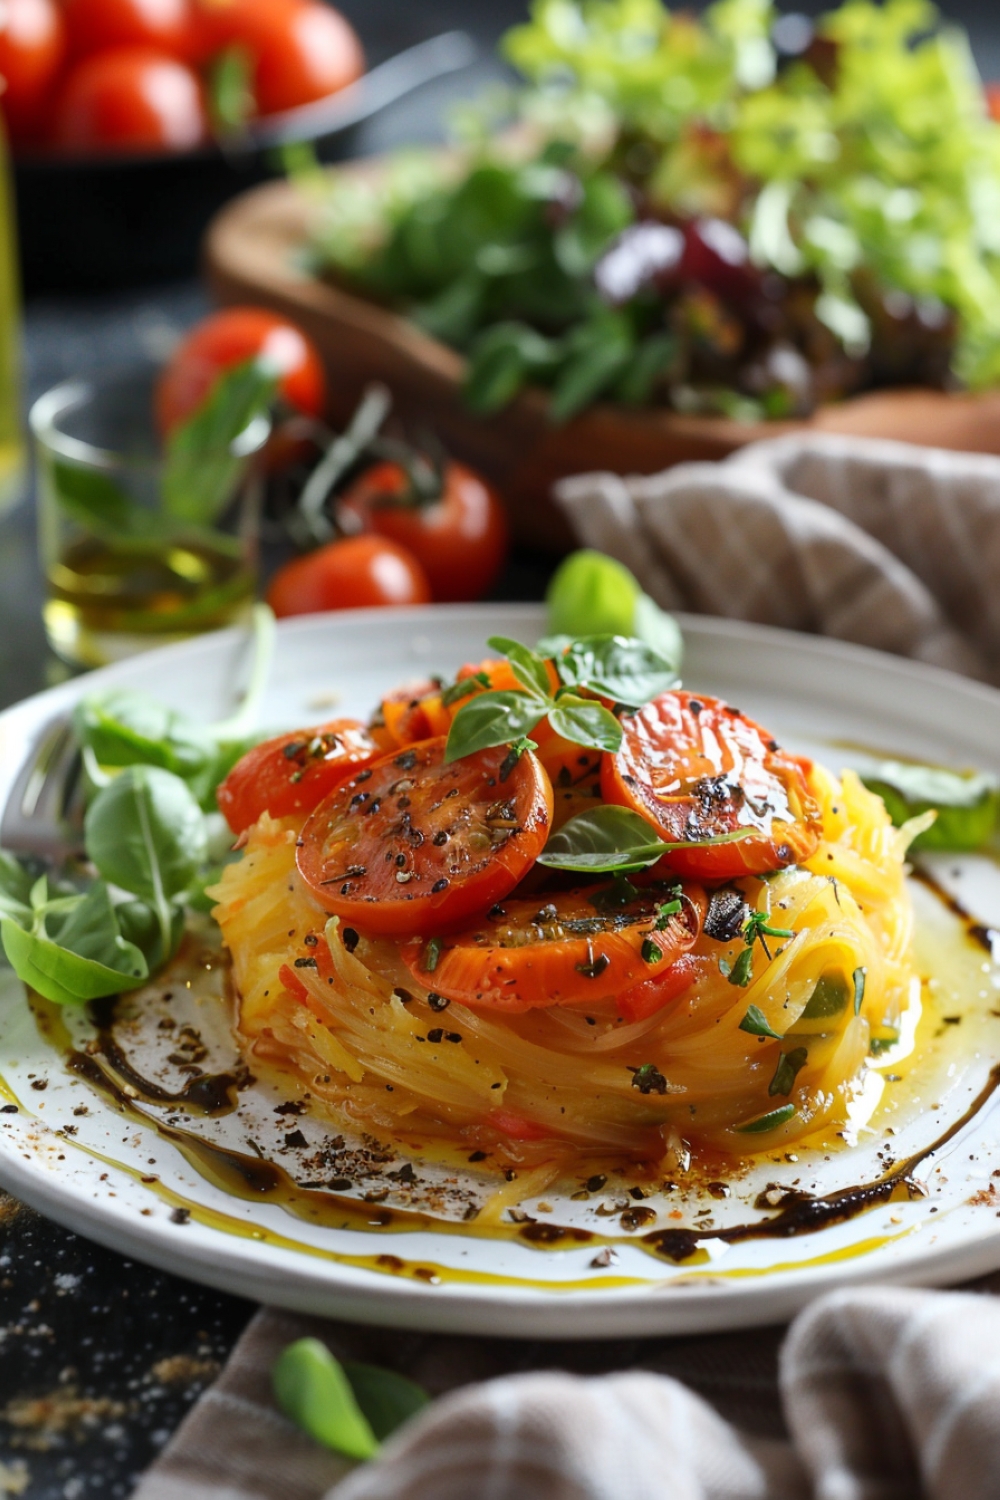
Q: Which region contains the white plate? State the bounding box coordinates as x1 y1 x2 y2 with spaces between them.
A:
3 605 1000 1339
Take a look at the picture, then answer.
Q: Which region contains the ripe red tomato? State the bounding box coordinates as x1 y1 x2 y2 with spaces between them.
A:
190 0 363 115
155 306 327 435
296 737 554 935
217 719 379 835
51 46 207 153
266 536 432 618
62 0 194 62
403 884 704 1014
338 460 508 603
0 0 67 143
601 691 823 879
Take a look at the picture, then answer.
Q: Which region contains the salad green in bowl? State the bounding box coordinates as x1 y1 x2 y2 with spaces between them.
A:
310 0 1000 425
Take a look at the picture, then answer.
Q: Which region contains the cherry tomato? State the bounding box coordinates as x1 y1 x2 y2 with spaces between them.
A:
296 737 554 936
217 719 379 835
267 536 432 619
191 0 363 115
338 460 508 604
403 883 704 1014
155 307 327 436
987 83 1000 123
0 0 67 143
602 691 822 880
51 46 207 153
62 0 194 62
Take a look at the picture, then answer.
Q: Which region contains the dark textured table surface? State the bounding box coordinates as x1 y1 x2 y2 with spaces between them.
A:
2 3 1000 1496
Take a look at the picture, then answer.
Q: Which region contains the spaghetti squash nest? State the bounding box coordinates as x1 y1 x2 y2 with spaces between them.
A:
212 762 919 1166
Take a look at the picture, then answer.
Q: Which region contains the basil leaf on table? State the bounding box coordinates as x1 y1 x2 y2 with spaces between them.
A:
273 1339 379 1461
0 880 149 1008
162 359 275 526
557 635 679 706
341 1361 430 1443
547 694 622 751
444 690 548 763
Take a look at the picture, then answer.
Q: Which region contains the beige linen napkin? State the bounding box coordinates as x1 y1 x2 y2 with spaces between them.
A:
554 433 1000 682
133 1280 1000 1500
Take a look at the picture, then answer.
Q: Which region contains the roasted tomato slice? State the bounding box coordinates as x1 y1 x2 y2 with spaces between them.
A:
296 737 553 935
218 720 379 835
602 691 822 879
402 882 705 1013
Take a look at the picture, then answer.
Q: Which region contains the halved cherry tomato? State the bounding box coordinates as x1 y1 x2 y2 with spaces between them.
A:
372 680 452 752
51 46 207 153
217 719 379 835
338 460 508 604
267 536 432 619
614 953 707 1023
602 691 822 879
62 0 194 62
155 307 327 436
403 883 705 1014
0 0 67 143
296 737 554 936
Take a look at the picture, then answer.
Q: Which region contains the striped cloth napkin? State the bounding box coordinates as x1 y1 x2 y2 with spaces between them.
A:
555 432 1000 683
134 1278 1000 1499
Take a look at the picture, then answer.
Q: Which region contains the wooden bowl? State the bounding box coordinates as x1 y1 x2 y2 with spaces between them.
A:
205 173 1000 554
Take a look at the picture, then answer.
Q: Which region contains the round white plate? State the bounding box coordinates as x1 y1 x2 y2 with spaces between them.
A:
3 605 1000 1339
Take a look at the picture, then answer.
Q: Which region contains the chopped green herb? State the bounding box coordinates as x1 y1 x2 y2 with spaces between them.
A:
641 937 663 964
738 1004 783 1041
630 1062 668 1095
735 1104 797 1135
421 937 444 973
869 1030 900 1056
768 1046 808 1098
853 966 867 1016
726 947 755 987
499 736 538 782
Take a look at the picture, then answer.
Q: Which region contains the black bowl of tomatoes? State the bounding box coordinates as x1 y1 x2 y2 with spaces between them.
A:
1 0 473 293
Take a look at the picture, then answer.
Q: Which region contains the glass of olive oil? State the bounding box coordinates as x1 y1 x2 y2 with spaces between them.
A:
0 112 24 517
31 364 267 668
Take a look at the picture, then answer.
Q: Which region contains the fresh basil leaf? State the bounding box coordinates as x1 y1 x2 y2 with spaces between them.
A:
85 767 207 906
547 695 622 751
162 359 275 526
273 1338 379 1461
463 322 557 415
548 313 633 424
739 1004 783 1040
632 594 683 674
557 635 679 707
768 1046 808 1098
50 460 177 544
0 851 33 910
725 946 755 987
1 881 149 1008
861 761 999 852
74 690 215 779
343 1360 430 1443
735 1103 797 1135
853 966 867 1016
115 898 185 972
445 691 548 763
486 636 553 699
537 805 666 872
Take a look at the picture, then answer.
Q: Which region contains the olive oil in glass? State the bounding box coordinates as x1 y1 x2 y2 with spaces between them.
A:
0 113 24 516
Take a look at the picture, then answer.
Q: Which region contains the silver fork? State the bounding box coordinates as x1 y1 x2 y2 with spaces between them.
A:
0 715 86 862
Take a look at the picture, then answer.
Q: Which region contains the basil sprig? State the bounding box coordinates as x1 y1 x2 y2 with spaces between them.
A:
538 805 755 874
273 1338 429 1460
0 878 150 1009
444 632 678 764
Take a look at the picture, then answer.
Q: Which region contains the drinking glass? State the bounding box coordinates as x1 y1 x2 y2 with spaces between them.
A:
31 363 268 668
0 113 24 516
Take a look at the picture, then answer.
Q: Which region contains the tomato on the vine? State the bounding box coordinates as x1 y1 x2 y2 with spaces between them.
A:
296 737 554 935
52 46 207 153
266 535 432 618
338 459 508 603
217 720 379 835
190 0 362 114
602 690 823 880
0 0 67 142
62 0 195 62
155 306 327 435
403 883 705 1014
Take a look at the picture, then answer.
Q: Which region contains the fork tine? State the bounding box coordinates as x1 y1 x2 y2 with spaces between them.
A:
0 715 85 861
